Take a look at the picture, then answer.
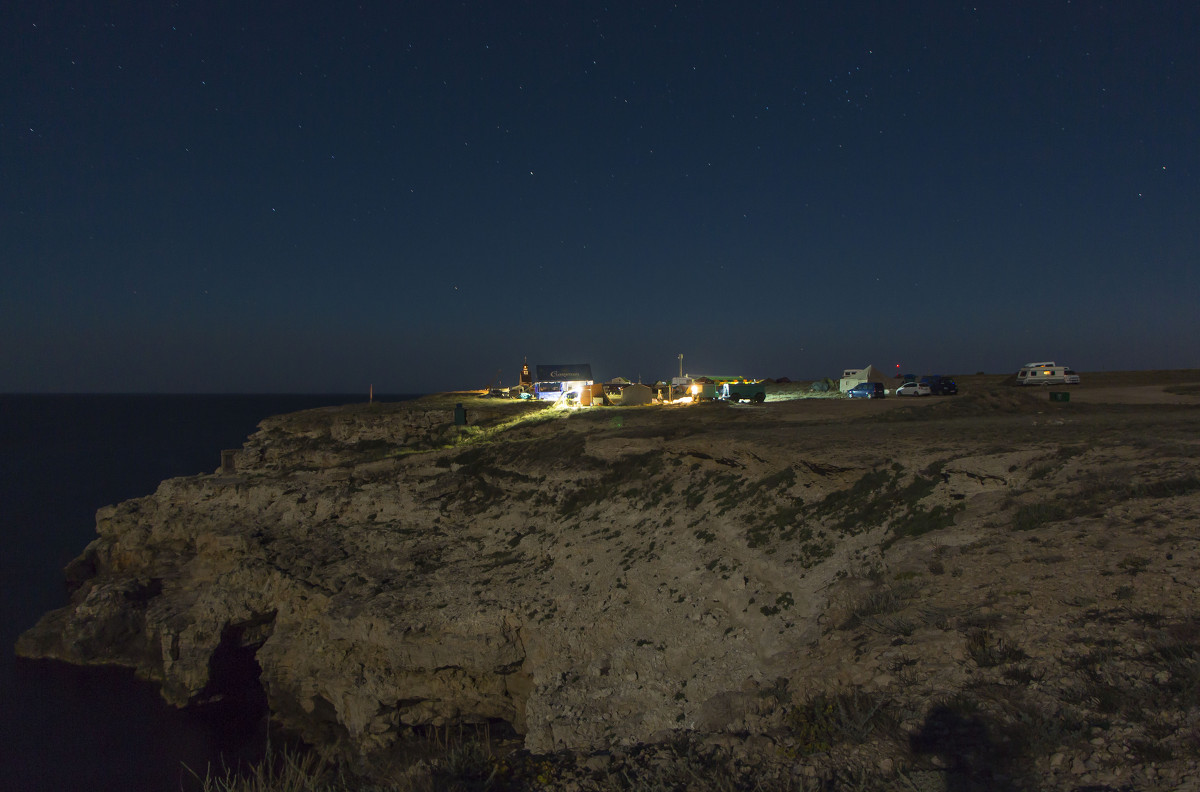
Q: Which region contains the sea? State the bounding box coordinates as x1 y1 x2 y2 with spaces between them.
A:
0 394 418 792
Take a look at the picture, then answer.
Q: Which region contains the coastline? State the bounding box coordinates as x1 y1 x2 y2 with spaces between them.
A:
14 376 1200 789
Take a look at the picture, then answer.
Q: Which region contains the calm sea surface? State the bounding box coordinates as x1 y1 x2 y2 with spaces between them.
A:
0 394 417 792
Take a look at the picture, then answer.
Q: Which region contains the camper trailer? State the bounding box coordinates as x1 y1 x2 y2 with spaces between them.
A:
1015 362 1080 386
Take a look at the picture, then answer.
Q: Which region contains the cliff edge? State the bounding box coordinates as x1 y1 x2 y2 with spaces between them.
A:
18 383 1200 788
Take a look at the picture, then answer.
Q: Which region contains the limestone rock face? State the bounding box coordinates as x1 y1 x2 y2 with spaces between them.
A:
18 390 1200 780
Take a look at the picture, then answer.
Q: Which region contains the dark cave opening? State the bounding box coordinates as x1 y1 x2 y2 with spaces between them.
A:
187 622 273 767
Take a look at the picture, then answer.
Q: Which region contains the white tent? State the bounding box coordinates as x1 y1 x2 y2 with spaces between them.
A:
618 383 653 406
839 364 902 393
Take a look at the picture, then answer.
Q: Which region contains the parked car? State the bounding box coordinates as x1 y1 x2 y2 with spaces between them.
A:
920 375 958 395
895 381 932 397
847 382 885 399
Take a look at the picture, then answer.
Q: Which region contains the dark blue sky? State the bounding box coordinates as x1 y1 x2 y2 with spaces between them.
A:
3 2 1196 393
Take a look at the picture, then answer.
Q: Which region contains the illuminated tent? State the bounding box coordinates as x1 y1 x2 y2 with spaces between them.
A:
838 364 902 393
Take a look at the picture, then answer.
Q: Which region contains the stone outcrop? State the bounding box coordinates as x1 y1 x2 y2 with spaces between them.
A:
17 387 1200 787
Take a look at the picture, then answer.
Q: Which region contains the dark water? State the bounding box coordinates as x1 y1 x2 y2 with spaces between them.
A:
0 394 416 792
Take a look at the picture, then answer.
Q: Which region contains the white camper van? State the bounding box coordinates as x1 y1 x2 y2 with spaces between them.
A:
1015 362 1080 385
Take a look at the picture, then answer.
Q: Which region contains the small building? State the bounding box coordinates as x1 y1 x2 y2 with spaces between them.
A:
533 363 594 401
603 376 632 394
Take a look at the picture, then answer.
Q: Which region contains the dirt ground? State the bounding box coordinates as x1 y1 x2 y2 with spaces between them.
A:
755 370 1200 420
433 371 1200 433
955 370 1200 405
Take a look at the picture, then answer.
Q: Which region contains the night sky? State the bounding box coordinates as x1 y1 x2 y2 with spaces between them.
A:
3 2 1197 393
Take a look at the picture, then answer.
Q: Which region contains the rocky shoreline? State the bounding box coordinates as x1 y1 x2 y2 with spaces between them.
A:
17 382 1200 789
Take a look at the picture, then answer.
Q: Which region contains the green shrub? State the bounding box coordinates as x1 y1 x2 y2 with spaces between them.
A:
840 582 919 630
786 690 897 755
966 629 1028 667
1012 502 1068 531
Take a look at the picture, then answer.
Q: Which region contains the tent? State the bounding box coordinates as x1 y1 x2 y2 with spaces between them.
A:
618 383 653 406
838 364 902 393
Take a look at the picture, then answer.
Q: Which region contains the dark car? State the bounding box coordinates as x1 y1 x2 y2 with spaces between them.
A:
920 375 958 395
847 382 885 399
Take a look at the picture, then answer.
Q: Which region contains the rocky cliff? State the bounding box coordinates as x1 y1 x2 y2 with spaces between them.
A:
18 387 1200 789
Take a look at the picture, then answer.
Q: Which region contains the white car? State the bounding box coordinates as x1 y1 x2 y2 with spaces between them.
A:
895 381 932 397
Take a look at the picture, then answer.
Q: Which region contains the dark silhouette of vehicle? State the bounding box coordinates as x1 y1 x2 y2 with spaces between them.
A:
722 381 766 403
920 375 958 395
847 382 885 399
